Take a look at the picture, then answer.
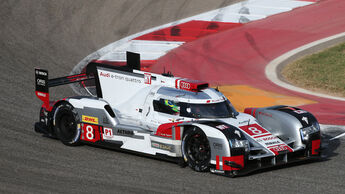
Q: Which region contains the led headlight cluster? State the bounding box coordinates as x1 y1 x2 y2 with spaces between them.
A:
300 122 320 141
229 139 250 152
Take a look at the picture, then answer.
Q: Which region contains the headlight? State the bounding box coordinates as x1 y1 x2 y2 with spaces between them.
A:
300 123 320 141
312 122 320 131
229 139 250 152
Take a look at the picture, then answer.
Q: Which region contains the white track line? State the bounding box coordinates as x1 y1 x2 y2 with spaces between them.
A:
265 32 345 101
330 133 345 140
321 124 345 140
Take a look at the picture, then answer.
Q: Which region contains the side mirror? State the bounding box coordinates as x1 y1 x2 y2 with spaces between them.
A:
231 111 237 119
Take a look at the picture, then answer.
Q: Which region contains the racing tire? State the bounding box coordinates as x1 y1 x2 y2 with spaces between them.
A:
182 127 211 172
53 102 81 146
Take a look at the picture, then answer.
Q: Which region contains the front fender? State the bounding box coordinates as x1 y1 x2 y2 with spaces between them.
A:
181 121 247 172
189 123 231 163
245 105 319 149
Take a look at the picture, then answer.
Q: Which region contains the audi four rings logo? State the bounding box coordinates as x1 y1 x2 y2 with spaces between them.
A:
36 79 46 86
180 81 191 89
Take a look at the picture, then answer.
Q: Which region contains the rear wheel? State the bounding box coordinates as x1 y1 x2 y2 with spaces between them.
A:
182 127 211 172
54 102 81 146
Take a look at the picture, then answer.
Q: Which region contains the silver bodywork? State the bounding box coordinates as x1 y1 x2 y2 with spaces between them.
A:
36 62 321 176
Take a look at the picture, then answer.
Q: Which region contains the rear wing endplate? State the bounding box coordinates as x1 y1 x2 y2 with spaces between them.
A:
35 69 93 110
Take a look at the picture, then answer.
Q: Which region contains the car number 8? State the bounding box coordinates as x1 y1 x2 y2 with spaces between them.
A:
248 127 262 135
86 125 94 140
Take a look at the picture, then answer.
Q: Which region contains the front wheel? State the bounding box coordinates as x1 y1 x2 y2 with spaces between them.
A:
53 102 81 146
182 127 211 172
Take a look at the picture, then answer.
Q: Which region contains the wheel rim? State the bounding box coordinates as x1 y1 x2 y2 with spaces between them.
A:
59 113 77 140
186 131 210 165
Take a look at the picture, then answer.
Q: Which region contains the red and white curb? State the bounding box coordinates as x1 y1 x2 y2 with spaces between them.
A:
72 0 316 75
265 31 345 102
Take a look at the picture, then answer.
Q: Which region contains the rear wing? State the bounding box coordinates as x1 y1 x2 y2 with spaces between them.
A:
35 51 140 110
35 69 93 110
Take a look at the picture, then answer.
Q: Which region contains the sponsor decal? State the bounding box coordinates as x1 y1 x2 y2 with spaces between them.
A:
179 80 191 90
259 112 272 117
240 124 292 155
36 92 46 97
82 115 99 124
144 73 152 84
262 136 277 141
216 124 229 130
239 124 269 137
104 127 113 138
210 169 225 174
234 130 242 138
302 117 309 124
257 136 278 143
294 110 307 114
155 122 183 139
238 120 250 125
124 77 141 83
116 129 134 136
36 79 46 86
100 72 110 77
175 79 208 92
156 133 172 138
80 123 101 143
152 142 160 148
151 141 174 152
36 70 47 76
206 99 223 103
264 141 281 146
268 144 292 154
99 71 142 83
213 143 223 150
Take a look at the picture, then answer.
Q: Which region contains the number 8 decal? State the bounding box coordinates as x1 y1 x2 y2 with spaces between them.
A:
86 125 94 140
248 127 262 135
82 124 100 142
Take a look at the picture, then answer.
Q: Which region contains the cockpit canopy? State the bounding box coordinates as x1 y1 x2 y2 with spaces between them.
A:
152 86 238 119
153 99 238 118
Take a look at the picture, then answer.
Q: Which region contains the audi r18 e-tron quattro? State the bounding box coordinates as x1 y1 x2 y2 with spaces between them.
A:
34 52 321 177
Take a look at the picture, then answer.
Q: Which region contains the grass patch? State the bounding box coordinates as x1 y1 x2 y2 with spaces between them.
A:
282 42 345 97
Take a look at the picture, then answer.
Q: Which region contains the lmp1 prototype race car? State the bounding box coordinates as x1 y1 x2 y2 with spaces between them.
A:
34 52 321 177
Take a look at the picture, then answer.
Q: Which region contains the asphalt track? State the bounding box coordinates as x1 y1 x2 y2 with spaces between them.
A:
1 0 345 193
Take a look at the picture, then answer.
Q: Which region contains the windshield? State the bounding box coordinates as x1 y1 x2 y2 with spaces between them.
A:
180 101 238 118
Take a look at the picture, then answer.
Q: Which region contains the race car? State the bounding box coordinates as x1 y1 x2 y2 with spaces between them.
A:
34 52 321 177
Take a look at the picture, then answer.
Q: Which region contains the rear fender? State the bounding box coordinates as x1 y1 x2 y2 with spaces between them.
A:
66 97 118 127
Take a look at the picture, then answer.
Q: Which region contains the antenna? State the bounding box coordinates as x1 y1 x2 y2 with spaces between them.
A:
170 61 173 76
162 66 174 77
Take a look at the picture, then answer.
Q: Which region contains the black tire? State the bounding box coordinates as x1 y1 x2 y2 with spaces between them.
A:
53 102 81 146
182 127 211 172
